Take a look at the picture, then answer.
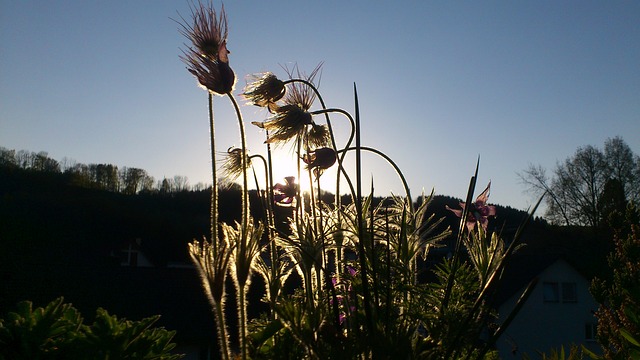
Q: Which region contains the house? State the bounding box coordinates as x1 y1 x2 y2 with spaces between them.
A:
495 255 601 358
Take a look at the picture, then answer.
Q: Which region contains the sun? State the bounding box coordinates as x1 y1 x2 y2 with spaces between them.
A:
268 151 339 198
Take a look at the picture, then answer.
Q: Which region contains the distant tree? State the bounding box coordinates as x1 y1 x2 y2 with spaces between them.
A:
59 156 77 173
604 137 640 204
140 173 155 193
0 147 17 168
14 150 34 169
192 182 208 191
65 163 92 187
32 151 60 173
159 178 172 194
120 167 148 194
172 175 190 192
520 137 640 227
90 164 119 192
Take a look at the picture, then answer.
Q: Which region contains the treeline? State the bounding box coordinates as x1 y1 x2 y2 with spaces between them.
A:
0 147 208 194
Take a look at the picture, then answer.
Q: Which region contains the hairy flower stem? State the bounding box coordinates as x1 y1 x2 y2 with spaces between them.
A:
226 93 249 235
208 93 219 254
238 285 248 360
214 300 231 360
226 93 250 360
263 132 280 319
307 167 323 292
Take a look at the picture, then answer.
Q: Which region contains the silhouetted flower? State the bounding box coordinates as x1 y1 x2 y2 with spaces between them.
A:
303 147 337 177
243 72 285 110
259 105 313 145
253 64 322 146
273 176 298 206
303 123 331 149
220 147 250 182
282 63 321 111
447 182 496 232
178 2 235 95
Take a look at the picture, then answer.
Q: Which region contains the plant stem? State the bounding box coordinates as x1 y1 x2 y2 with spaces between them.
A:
226 93 249 240
208 93 219 254
214 300 231 360
226 92 250 360
337 146 413 211
238 285 248 360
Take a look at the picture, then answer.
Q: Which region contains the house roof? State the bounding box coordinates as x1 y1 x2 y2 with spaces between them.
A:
492 253 563 306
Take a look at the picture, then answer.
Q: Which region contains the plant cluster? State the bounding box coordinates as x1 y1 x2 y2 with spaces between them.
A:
178 3 540 359
0 298 181 360
589 205 640 359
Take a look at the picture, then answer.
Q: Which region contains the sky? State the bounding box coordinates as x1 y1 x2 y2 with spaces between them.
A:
1 1 639 212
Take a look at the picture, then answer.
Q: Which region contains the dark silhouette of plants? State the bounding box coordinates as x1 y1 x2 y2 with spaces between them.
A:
177 2 541 359
590 205 640 359
0 297 182 360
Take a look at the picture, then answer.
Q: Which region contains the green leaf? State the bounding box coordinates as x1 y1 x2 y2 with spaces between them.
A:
620 328 640 347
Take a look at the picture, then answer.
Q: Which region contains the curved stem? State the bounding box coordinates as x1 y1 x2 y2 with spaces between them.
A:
287 79 357 203
226 92 250 360
338 146 413 211
309 108 355 152
226 93 250 238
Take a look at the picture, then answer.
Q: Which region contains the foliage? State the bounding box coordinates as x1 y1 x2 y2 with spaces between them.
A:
0 297 182 360
590 204 640 359
519 136 640 227
532 345 586 360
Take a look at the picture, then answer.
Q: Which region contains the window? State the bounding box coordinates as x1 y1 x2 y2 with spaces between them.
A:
585 322 597 341
562 282 577 303
543 281 578 303
543 282 559 302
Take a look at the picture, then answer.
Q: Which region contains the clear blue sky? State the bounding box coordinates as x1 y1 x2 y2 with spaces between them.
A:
1 1 639 211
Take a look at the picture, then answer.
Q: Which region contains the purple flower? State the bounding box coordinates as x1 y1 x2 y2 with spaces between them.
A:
446 182 496 232
178 2 235 95
346 265 357 277
273 176 298 206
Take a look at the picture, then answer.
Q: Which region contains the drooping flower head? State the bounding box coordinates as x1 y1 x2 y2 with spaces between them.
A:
220 147 250 182
178 2 235 95
243 72 286 110
282 63 321 112
259 105 313 145
446 182 496 232
273 176 298 206
303 123 331 149
252 64 322 146
303 147 337 177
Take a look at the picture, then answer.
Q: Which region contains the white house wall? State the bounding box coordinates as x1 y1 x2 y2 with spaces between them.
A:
496 259 600 359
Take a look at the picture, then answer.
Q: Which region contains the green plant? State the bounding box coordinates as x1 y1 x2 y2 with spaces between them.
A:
0 298 182 360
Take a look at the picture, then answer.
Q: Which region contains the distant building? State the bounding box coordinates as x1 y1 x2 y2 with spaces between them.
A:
495 256 600 358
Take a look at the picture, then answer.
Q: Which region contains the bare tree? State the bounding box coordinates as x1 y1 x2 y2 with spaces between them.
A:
172 175 190 192
604 136 640 203
520 137 639 227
